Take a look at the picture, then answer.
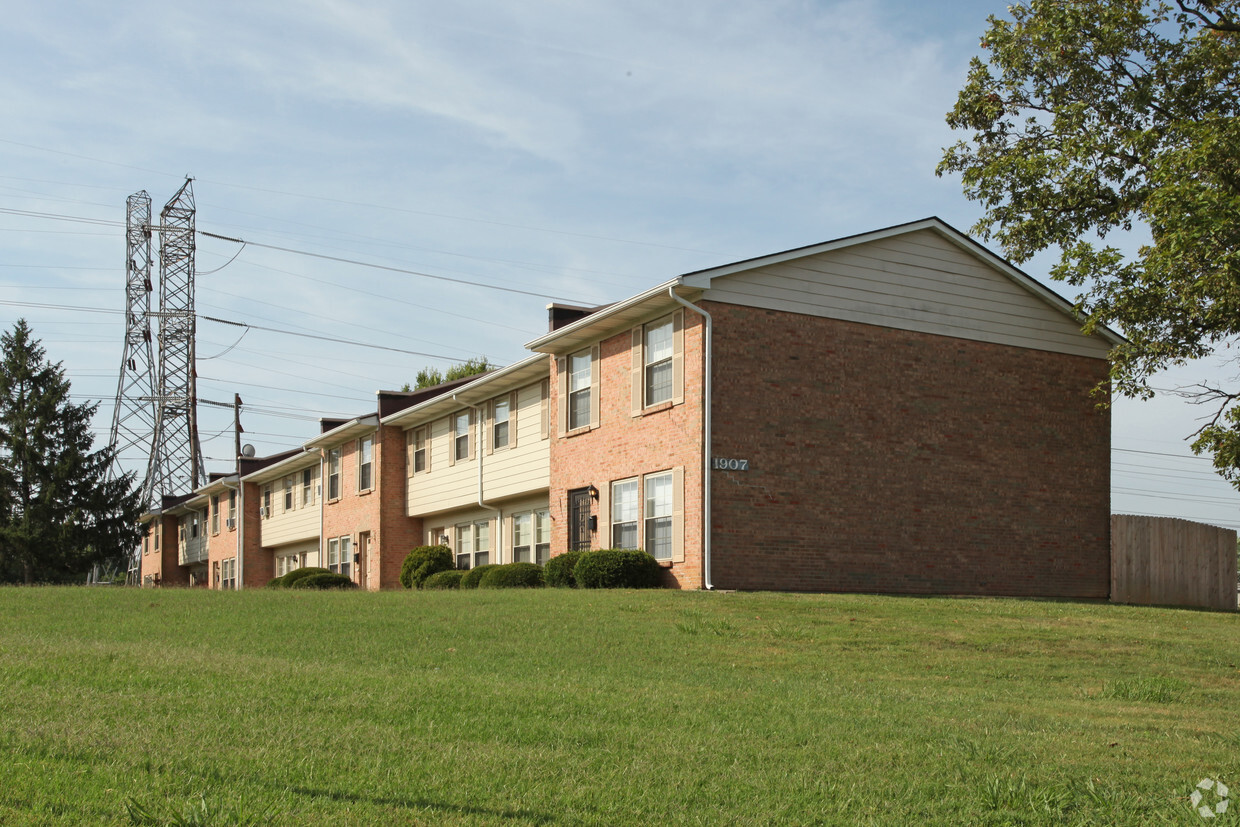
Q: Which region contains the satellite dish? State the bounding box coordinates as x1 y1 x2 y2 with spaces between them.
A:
241 444 256 458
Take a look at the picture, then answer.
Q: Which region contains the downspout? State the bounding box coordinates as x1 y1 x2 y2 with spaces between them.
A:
454 393 504 563
318 448 326 569
668 287 714 590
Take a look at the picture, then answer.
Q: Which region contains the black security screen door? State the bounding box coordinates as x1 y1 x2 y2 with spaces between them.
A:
568 487 592 551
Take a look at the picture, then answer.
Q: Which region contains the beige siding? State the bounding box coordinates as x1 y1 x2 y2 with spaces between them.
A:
260 467 321 547
700 229 1110 359
407 383 550 516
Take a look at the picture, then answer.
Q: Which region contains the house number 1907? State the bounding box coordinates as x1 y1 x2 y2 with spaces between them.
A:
712 457 749 471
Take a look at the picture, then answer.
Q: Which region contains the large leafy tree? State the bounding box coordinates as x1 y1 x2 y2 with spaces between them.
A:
0 320 143 583
938 0 1240 482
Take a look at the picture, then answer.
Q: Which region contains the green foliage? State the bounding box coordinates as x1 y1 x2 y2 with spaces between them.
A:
422 570 464 590
544 550 586 587
572 549 662 589
269 567 328 589
289 572 355 590
399 545 453 589
0 320 144 583
478 562 545 589
938 1 1240 483
459 563 499 589
406 358 495 391
125 792 276 826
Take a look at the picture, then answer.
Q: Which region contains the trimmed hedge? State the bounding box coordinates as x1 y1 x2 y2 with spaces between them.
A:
460 564 500 589
544 551 586 588
290 572 356 590
268 567 330 589
573 549 662 589
422 570 465 590
400 545 454 589
478 562 545 589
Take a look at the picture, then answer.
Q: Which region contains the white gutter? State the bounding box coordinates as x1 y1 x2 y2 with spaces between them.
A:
454 393 504 564
668 287 714 591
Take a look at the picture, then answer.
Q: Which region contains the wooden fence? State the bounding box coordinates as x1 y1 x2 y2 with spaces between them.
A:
1111 515 1237 611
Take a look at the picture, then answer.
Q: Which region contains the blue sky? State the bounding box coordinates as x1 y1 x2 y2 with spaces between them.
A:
2 0 1236 529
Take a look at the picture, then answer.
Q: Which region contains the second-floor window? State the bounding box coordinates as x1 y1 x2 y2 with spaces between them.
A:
284 476 294 510
228 490 237 524
453 412 470 462
644 317 674 406
211 495 220 534
568 349 592 430
302 468 313 506
262 485 272 518
412 427 427 473
492 398 510 450
358 435 374 491
327 448 341 500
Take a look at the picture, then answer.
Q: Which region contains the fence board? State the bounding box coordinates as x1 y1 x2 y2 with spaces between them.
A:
1111 515 1237 611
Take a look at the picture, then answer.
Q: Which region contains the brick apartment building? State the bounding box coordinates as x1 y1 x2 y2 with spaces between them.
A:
138 218 1119 597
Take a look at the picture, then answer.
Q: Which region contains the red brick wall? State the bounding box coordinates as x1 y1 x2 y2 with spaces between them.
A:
706 301 1111 598
321 426 420 590
240 481 270 588
548 314 706 588
139 515 188 586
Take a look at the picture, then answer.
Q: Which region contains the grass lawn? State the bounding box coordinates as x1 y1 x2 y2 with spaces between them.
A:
0 587 1237 825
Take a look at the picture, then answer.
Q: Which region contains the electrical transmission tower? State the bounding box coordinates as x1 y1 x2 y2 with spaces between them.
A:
108 192 159 509
147 178 206 499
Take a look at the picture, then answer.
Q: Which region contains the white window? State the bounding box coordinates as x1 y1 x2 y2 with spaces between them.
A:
568 349 592 430
513 512 532 562
220 557 237 590
228 490 237 524
284 476 294 511
409 427 428 475
189 511 200 539
327 448 341 500
302 468 313 506
535 510 551 564
155 523 161 551
276 554 302 577
454 521 490 569
262 485 272 519
644 318 674 406
492 398 510 450
645 471 673 560
453 412 470 462
211 495 220 534
611 479 639 549
358 435 374 491
328 536 352 577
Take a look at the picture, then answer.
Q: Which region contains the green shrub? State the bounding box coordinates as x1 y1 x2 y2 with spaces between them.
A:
273 567 329 589
422 570 464 590
479 562 545 589
264 574 286 589
460 564 500 589
545 550 587 588
290 572 356 590
400 545 454 589
573 549 662 589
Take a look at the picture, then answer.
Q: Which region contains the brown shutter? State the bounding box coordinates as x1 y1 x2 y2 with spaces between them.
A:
589 344 601 429
510 390 519 449
672 310 685 405
485 400 494 456
555 358 567 436
630 327 643 416
672 466 685 563
469 409 477 461
540 379 550 439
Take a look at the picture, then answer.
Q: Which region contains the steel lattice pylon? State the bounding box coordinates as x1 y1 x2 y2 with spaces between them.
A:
147 178 205 499
108 192 159 510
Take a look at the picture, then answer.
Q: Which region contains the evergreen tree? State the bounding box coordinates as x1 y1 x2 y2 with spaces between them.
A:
0 320 143 583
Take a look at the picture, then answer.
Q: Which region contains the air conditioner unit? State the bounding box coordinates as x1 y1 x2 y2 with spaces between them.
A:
225 518 236 529
259 507 269 518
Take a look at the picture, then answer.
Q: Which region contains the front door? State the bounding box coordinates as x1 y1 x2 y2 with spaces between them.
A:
357 531 370 589
567 488 592 551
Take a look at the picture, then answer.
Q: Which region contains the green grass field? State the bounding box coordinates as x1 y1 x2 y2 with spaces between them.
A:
0 587 1237 825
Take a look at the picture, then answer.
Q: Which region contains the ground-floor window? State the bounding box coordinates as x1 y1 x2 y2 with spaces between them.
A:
455 521 490 569
276 553 303 577
611 479 639 549
327 537 352 578
644 471 673 560
535 509 551 564
599 469 679 561
220 557 237 590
